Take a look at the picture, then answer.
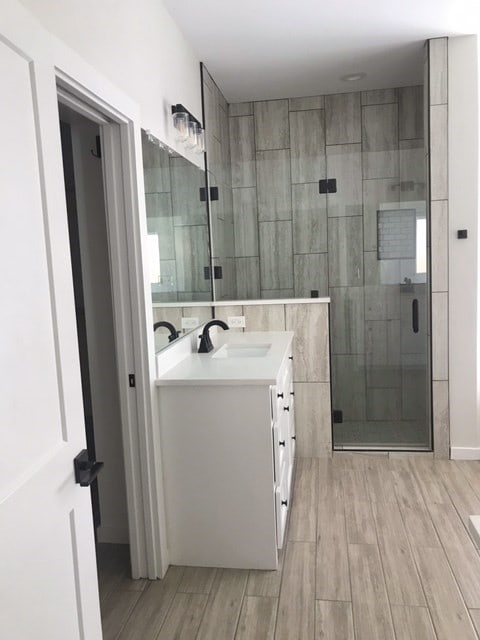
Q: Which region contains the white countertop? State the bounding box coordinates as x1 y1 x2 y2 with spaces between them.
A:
155 331 294 386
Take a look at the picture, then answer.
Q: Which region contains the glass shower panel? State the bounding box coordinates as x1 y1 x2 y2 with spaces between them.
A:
201 64 237 301
331 88 431 449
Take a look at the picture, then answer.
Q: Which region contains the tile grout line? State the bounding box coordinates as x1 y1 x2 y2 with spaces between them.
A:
424 462 480 639
391 458 444 640
437 463 480 544
193 569 221 640
113 579 154 640
109 584 142 639
231 571 249 640
313 457 319 640
342 464 357 640
272 459 299 639
358 461 397 640
375 456 438 639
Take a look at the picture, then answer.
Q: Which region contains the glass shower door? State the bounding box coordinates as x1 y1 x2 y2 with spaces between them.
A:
330 89 431 449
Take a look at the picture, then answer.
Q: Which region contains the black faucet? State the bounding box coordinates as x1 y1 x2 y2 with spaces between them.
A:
198 319 229 353
153 321 180 343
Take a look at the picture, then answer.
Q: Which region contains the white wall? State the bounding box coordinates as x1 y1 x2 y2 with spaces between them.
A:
448 35 480 456
19 0 203 166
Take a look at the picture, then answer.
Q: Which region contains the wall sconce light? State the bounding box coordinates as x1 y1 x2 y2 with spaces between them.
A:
185 120 198 150
172 111 189 142
172 103 205 154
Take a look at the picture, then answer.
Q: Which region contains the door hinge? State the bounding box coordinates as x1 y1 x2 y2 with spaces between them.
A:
200 186 219 202
128 374 136 388
319 178 337 194
91 135 102 159
327 178 337 193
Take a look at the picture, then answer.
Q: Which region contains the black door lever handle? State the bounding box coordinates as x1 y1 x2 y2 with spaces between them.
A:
74 449 104 487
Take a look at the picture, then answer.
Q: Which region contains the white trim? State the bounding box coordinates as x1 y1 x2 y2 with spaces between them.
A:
57 87 110 125
154 297 331 308
450 447 480 460
117 120 169 578
55 74 165 578
100 121 148 578
51 17 167 579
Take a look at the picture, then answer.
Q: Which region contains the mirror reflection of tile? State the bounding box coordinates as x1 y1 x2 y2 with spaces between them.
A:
141 130 212 305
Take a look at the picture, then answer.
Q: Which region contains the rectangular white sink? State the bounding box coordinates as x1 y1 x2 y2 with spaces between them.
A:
213 343 271 358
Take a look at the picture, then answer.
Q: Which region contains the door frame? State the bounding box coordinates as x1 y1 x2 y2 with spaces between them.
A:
56 70 167 579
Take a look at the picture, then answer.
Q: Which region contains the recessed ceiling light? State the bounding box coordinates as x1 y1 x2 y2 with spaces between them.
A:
341 72 367 82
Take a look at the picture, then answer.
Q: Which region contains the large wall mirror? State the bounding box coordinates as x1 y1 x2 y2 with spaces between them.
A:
141 130 213 352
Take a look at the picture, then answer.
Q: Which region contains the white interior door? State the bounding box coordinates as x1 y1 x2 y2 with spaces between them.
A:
0 33 102 640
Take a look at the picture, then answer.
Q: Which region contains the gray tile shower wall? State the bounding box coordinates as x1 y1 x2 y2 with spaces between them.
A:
229 86 424 306
428 38 450 458
231 301 332 455
229 87 427 441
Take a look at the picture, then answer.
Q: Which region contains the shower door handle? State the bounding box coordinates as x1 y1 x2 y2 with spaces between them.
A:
412 299 419 334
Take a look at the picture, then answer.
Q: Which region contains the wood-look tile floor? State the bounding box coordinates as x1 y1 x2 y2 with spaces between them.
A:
98 454 480 639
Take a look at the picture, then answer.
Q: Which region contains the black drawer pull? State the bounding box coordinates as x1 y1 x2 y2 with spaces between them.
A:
290 391 294 396
288 356 293 360
283 406 290 412
279 440 286 447
292 435 296 441
281 500 288 507
277 392 284 398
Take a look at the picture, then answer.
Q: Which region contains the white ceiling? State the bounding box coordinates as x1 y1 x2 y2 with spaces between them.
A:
163 0 480 101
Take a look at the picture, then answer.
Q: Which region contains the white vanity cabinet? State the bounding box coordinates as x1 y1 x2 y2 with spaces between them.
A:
156 331 295 570
271 351 295 549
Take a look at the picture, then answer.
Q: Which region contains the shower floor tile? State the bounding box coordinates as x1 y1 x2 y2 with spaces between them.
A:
334 419 430 449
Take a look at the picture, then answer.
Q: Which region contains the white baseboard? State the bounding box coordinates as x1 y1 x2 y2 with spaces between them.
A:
97 525 129 544
450 447 480 460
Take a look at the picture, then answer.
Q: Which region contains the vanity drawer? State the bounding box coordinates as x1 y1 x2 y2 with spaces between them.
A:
276 387 292 424
278 355 292 389
288 381 296 441
271 353 292 420
275 465 289 549
288 380 295 410
272 418 288 483
271 380 292 424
